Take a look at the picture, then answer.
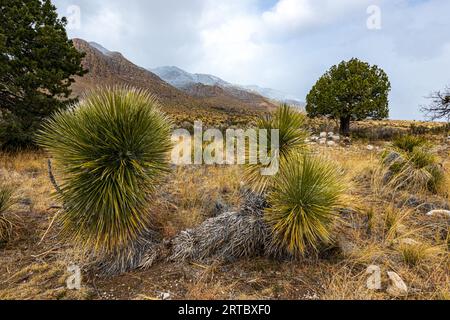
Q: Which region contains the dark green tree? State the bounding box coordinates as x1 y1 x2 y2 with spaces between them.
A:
0 0 86 149
306 58 390 136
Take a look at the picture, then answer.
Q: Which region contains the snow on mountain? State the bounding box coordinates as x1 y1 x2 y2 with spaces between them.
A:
151 66 228 89
89 42 113 56
151 66 304 107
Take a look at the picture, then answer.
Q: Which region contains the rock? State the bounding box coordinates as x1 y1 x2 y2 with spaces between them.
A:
404 196 421 208
426 210 450 218
331 135 341 142
327 141 337 147
366 145 375 151
328 132 334 137
383 151 402 166
319 138 327 145
159 292 171 300
310 135 319 142
386 272 408 297
337 236 358 256
319 132 327 139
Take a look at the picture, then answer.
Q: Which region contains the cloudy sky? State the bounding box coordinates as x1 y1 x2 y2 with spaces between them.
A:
53 0 450 120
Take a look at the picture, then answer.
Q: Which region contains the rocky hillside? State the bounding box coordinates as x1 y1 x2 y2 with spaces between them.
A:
70 39 276 122
71 39 197 106
182 82 277 112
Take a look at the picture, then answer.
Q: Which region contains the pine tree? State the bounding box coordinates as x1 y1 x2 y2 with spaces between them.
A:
0 0 87 149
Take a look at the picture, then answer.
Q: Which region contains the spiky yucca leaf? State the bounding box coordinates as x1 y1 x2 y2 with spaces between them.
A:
384 146 444 194
244 104 308 193
265 153 344 256
36 87 173 254
0 182 15 242
0 182 14 214
392 135 427 153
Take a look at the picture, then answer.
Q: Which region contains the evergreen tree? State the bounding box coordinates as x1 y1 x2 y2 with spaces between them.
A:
0 0 86 149
306 58 390 136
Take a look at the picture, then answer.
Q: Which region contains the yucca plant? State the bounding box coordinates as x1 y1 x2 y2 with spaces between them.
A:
384 146 444 194
244 104 308 193
36 87 173 255
392 134 427 153
0 182 16 242
265 153 344 256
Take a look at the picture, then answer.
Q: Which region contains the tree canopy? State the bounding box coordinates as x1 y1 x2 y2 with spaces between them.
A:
306 58 390 136
0 0 86 149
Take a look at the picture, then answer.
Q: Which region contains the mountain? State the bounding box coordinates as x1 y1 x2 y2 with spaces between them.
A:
70 39 276 123
151 66 305 107
239 85 305 108
71 39 189 104
150 66 276 110
151 66 228 88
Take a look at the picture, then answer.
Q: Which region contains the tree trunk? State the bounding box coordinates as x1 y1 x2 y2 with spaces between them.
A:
340 117 351 136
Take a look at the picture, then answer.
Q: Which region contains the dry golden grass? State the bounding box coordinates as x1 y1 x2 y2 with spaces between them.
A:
0 152 54 212
0 139 448 300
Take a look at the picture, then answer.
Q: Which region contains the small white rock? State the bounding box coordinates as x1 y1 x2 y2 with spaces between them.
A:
319 138 327 145
366 145 375 151
426 210 450 218
331 135 341 142
327 141 337 147
386 272 408 297
160 292 171 300
328 132 334 137
320 132 327 138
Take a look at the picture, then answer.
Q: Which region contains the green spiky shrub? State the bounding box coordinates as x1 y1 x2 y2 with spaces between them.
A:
397 148 444 193
0 182 16 242
244 104 308 193
392 135 427 153
383 136 444 194
36 87 173 255
265 153 344 256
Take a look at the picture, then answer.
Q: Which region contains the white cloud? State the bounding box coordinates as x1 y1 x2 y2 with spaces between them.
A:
53 0 450 120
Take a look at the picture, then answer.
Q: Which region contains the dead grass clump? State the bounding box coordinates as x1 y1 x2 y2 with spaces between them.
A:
398 242 446 267
170 191 271 263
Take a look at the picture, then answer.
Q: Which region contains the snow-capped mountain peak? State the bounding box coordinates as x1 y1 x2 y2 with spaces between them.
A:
150 66 304 107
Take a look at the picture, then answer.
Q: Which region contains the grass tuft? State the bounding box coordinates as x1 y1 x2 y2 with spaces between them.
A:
0 181 16 242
